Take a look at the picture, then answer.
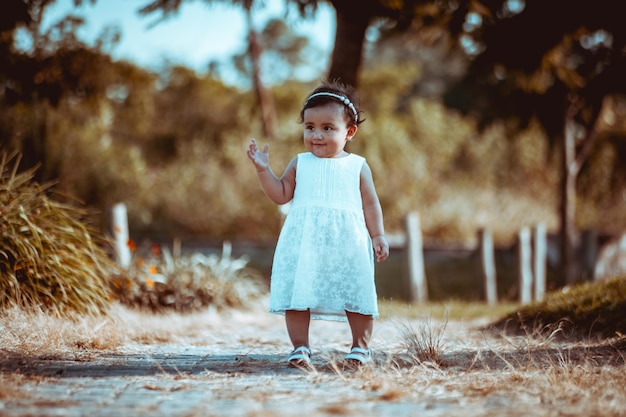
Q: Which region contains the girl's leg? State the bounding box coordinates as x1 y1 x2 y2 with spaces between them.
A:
285 309 311 348
346 311 373 349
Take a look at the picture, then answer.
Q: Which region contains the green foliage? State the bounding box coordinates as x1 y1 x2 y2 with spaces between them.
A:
0 62 592 243
352 68 560 242
1 30 624 244
489 277 626 339
0 153 114 316
110 242 266 313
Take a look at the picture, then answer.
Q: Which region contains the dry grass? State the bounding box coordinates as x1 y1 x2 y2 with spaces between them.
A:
306 315 626 416
0 373 49 400
0 301 263 357
379 298 518 321
1 300 625 416
0 304 125 356
489 276 626 339
0 153 115 316
399 316 448 366
110 242 266 313
1 152 266 317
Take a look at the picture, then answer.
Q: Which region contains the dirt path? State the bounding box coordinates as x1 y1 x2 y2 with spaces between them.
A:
1 307 625 417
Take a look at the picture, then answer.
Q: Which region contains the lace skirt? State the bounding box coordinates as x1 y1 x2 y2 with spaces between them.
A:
268 206 379 322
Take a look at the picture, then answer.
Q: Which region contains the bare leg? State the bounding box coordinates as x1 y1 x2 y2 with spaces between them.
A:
346 311 373 349
285 309 310 349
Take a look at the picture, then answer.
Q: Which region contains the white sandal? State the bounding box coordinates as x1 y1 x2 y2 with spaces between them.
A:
344 347 372 365
288 346 312 367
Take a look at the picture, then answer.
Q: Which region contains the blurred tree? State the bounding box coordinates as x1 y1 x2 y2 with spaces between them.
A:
139 0 278 137
138 0 454 87
149 65 244 156
307 0 422 87
0 0 120 182
232 18 312 86
434 0 626 285
0 0 46 169
363 18 468 100
245 2 277 138
287 0 463 87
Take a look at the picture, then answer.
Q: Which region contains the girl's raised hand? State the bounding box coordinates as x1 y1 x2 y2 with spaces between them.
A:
247 138 270 172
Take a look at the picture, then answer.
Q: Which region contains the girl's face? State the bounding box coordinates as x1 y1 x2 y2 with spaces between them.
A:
302 103 357 158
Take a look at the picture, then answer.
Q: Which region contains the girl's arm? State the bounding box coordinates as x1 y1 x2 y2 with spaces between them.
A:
360 162 389 262
247 138 297 205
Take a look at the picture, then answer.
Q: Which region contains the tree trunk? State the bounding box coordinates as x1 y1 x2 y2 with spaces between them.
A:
559 123 578 286
327 1 371 87
246 8 276 139
559 95 604 286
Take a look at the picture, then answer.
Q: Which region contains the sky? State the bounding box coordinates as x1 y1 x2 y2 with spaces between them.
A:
41 0 335 79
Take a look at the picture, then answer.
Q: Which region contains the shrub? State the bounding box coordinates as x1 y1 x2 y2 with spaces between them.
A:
0 153 114 316
109 241 266 313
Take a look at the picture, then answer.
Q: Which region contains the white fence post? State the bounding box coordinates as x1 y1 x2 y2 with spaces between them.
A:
518 227 533 304
406 212 428 304
480 228 498 305
533 223 547 302
112 203 131 269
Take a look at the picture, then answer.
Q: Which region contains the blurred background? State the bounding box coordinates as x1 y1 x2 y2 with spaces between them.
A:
2 0 625 300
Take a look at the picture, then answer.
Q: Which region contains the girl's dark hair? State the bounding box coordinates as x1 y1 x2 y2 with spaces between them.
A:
299 79 364 127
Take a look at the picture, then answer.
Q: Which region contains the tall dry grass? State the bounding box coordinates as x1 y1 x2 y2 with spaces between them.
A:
0 153 115 316
1 151 266 317
0 301 251 357
0 305 123 356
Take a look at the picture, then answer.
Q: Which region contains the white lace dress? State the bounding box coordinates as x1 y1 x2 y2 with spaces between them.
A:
269 152 379 322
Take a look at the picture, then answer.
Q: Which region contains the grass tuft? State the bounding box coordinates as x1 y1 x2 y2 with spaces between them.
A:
0 153 115 316
400 316 448 366
488 276 626 339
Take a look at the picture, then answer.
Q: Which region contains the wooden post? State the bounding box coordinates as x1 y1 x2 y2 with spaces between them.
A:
112 203 131 269
406 212 428 304
581 229 598 280
533 223 547 302
479 228 498 305
518 227 533 304
173 237 182 259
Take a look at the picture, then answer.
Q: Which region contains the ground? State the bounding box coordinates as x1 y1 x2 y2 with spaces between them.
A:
1 300 625 417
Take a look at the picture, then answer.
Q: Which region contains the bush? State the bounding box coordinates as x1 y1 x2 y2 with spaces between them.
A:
0 153 114 316
109 241 266 313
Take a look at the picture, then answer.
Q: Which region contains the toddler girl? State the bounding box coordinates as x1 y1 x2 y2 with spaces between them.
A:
247 81 389 367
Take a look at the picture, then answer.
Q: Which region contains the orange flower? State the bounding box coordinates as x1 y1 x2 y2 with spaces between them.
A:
127 239 137 252
145 277 155 288
151 243 160 258
149 265 158 275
